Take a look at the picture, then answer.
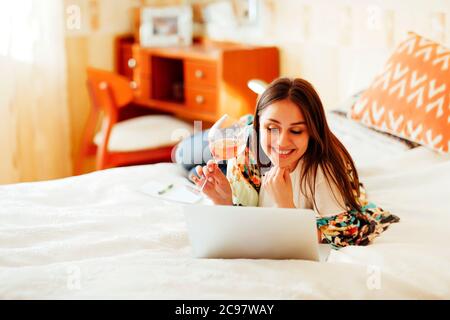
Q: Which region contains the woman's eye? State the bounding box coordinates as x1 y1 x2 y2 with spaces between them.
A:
266 126 302 134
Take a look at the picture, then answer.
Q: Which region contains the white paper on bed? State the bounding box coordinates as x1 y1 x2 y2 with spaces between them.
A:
0 114 449 299
140 180 203 204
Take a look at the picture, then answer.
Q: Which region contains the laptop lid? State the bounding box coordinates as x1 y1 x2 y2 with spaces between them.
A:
183 205 329 261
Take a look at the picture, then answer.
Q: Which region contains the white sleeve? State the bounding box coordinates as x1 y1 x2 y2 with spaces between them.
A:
313 169 347 217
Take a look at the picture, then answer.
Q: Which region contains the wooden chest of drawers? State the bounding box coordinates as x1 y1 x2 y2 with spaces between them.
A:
116 38 279 123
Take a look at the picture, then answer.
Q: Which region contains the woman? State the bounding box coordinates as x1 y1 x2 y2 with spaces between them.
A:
192 78 399 248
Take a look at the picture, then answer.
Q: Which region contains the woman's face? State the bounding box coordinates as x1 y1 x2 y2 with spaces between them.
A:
259 99 310 170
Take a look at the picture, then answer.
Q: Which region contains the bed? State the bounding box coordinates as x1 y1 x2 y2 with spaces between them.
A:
1 112 449 299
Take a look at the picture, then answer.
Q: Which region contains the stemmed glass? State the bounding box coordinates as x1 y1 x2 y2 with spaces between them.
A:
200 114 246 191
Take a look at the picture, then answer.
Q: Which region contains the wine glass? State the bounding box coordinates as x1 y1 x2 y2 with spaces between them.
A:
200 115 246 191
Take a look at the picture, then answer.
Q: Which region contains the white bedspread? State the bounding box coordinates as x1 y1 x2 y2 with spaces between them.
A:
1 115 449 299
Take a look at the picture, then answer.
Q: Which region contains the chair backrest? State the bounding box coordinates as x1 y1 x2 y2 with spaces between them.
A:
86 67 134 113
79 68 135 171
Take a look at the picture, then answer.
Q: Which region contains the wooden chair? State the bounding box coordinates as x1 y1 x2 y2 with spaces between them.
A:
75 68 193 174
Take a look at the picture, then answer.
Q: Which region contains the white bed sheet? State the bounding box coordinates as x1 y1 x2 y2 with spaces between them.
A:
0 115 449 299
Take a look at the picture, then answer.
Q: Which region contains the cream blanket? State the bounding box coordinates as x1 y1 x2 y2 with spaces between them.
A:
1 114 449 299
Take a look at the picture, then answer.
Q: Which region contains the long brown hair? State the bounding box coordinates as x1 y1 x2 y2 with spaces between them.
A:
253 78 362 213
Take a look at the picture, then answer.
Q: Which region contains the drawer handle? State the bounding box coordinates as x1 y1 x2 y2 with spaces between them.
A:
99 81 108 90
195 95 205 104
128 58 137 69
195 69 204 79
129 81 138 90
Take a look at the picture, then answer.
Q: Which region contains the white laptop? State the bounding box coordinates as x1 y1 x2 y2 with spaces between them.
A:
183 205 331 262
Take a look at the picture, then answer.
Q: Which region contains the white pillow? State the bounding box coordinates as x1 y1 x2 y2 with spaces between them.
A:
94 115 194 152
330 89 365 116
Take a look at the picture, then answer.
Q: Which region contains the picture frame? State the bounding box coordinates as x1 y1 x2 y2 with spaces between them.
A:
140 5 193 48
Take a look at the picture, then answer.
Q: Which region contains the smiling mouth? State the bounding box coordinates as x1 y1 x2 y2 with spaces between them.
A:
271 148 295 157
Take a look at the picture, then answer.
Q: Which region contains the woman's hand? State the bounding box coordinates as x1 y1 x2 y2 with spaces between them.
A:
192 160 233 206
262 166 295 208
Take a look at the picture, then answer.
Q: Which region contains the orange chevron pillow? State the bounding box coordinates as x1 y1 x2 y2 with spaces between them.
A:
350 32 450 153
